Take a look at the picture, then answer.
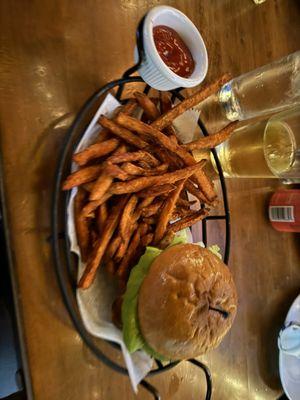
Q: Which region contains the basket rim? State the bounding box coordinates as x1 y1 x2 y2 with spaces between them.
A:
51 76 230 378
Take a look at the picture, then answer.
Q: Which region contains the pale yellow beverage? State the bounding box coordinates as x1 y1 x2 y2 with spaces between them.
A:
264 120 296 177
212 119 295 178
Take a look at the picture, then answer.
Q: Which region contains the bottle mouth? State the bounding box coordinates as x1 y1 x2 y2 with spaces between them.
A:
218 82 241 122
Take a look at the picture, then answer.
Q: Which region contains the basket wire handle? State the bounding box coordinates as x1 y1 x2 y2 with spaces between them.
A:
140 379 161 400
189 359 212 400
139 359 212 400
116 15 146 99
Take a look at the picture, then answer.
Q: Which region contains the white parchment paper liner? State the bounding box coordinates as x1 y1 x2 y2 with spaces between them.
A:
66 93 203 391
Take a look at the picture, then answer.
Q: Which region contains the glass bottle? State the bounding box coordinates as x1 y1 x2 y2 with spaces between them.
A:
219 51 300 121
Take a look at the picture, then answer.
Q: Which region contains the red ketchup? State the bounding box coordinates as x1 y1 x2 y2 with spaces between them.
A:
269 189 300 232
153 25 195 78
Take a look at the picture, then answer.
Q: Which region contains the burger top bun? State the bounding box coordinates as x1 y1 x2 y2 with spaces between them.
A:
138 244 237 360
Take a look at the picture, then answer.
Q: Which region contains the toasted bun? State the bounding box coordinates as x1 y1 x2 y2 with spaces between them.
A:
138 244 237 360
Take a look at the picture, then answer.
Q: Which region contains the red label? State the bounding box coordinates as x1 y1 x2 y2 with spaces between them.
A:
269 189 300 232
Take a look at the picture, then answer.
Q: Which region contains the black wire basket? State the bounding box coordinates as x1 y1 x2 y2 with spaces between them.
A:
51 14 230 400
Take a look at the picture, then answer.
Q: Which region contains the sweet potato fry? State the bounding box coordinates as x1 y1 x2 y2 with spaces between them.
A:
122 162 168 177
115 222 138 262
81 192 112 218
152 74 231 130
149 163 169 174
99 116 149 149
141 233 153 247
96 128 110 143
136 159 156 169
192 170 215 202
155 147 184 169
154 180 185 244
119 195 138 241
90 173 113 201
90 228 99 249
108 151 144 164
134 91 160 121
113 99 138 120
105 163 129 181
159 92 179 137
138 196 155 210
114 241 127 263
122 162 144 176
122 99 138 116
97 202 108 235
168 209 208 233
78 195 128 289
191 170 216 203
99 203 108 224
172 208 195 220
114 143 128 154
116 228 141 280
154 147 172 165
184 122 238 151
132 207 142 221
177 197 197 208
139 222 149 237
158 230 175 249
185 179 208 204
89 146 127 201
72 138 119 166
81 182 95 192
141 200 164 217
169 133 178 144
105 236 122 260
159 91 172 114
109 160 206 195
137 183 176 197
62 165 103 190
107 150 159 166
74 188 90 262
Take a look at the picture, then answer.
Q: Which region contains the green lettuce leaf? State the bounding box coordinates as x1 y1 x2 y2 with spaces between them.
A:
208 244 222 259
122 246 162 354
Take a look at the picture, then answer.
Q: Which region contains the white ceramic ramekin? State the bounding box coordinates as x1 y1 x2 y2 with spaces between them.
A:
137 6 208 91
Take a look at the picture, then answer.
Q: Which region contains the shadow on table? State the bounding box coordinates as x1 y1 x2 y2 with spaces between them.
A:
257 286 300 391
30 113 76 327
292 233 300 259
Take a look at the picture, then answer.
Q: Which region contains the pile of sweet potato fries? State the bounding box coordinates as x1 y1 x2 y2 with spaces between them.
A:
62 74 237 289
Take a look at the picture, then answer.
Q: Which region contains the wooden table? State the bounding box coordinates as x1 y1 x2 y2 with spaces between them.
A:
1 1 300 399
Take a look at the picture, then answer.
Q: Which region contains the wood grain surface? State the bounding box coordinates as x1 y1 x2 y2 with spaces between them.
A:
0 1 300 399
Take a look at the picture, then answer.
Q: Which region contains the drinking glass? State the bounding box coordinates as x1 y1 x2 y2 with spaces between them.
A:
211 106 300 181
218 51 300 121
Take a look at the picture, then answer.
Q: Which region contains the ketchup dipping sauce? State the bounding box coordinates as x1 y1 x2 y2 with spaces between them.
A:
153 25 195 78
